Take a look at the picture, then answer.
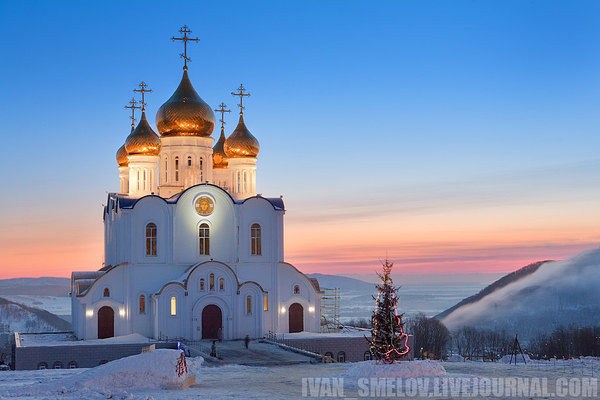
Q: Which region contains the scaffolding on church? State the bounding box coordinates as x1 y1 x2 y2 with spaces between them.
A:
320 287 341 333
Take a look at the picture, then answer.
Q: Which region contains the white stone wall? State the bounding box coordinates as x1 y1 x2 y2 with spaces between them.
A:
76 185 321 340
158 136 214 198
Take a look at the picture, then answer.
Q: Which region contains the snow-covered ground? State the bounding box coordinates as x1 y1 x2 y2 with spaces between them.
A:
0 352 598 399
0 296 70 317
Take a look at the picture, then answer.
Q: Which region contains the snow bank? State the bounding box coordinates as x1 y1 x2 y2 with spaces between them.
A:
72 349 193 390
0 349 203 399
345 360 446 379
447 354 465 362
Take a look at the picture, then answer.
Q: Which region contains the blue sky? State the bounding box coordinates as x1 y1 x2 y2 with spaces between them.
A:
1 1 599 278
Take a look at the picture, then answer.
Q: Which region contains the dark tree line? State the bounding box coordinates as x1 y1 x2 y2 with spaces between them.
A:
405 313 450 360
344 318 371 329
451 326 512 361
529 326 600 359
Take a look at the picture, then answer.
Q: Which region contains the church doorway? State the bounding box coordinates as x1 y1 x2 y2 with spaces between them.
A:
201 304 222 339
98 306 114 339
289 303 304 333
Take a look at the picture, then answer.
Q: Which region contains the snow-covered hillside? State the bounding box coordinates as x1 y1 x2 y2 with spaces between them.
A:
0 298 71 333
441 247 600 341
0 277 69 296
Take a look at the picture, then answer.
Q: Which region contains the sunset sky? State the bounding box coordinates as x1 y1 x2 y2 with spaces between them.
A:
1 1 599 280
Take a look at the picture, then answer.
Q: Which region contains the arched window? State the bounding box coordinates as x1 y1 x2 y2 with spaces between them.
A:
139 294 145 314
199 158 203 182
103 288 110 297
175 157 179 181
293 285 300 295
199 279 205 291
37 362 48 370
164 158 168 183
246 295 252 315
243 171 248 192
187 156 192 167
363 351 372 361
199 223 210 255
68 360 78 369
219 277 224 291
209 273 215 291
337 351 346 363
137 170 140 190
170 296 177 316
324 352 333 361
263 295 269 311
53 361 63 369
237 171 241 193
251 224 261 255
143 169 147 190
145 223 157 256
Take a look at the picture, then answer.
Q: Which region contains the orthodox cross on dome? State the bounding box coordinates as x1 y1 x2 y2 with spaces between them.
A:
231 84 250 115
124 97 141 132
133 82 152 111
213 102 231 132
171 25 199 69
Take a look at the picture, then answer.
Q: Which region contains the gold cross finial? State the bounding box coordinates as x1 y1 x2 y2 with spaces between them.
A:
171 25 199 70
124 97 141 131
133 82 152 111
213 102 231 132
231 84 251 115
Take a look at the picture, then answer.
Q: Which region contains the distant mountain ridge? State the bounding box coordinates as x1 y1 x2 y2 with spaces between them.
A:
439 247 600 342
435 260 551 319
0 277 70 296
308 273 375 292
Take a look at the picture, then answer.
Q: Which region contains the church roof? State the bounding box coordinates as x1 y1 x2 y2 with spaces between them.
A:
156 68 215 137
105 184 285 213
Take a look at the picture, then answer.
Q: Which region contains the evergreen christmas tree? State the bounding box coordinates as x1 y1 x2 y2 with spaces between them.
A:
368 259 410 363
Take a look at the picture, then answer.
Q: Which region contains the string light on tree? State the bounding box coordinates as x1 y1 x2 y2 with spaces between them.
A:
368 258 410 363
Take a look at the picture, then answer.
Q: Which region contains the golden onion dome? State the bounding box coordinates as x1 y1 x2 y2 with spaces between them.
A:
116 144 129 167
156 68 216 137
212 127 229 168
224 114 260 158
124 111 161 156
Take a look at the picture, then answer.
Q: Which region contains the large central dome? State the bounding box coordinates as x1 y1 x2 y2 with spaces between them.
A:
156 68 215 137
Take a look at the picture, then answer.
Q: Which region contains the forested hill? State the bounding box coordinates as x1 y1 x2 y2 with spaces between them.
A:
435 260 551 319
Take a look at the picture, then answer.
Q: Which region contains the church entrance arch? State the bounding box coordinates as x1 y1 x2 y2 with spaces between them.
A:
98 306 114 339
289 303 304 333
202 304 222 339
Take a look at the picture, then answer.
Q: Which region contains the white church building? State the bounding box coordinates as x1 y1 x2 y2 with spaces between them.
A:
70 28 322 341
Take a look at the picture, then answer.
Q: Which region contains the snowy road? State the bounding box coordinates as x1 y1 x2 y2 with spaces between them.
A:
0 359 598 399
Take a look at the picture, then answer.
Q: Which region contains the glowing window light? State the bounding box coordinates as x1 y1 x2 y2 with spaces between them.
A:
280 306 286 314
170 296 177 316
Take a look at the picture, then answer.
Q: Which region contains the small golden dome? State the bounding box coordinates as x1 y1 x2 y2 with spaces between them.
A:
212 128 229 168
156 69 215 137
224 114 260 158
124 111 161 156
116 144 129 167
